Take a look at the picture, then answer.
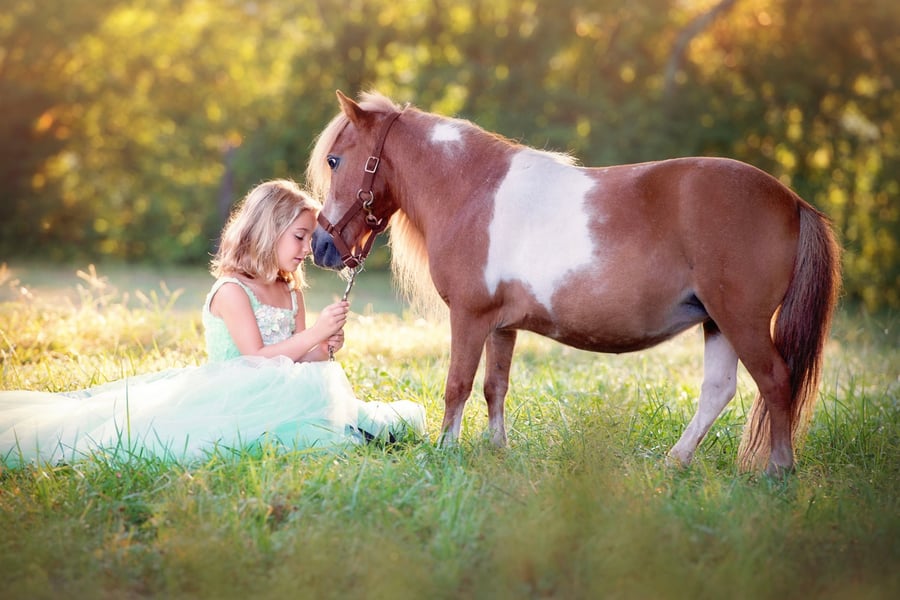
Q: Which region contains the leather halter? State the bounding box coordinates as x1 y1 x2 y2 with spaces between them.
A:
317 109 403 269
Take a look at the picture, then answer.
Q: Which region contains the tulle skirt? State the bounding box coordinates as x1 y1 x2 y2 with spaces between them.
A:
0 357 426 466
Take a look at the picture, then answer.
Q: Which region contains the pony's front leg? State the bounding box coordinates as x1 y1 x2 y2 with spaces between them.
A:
484 328 517 447
438 318 491 446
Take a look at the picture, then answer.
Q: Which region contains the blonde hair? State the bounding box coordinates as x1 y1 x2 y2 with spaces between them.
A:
210 179 321 289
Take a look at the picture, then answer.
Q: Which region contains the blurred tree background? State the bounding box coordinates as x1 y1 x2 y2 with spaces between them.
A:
1 0 897 310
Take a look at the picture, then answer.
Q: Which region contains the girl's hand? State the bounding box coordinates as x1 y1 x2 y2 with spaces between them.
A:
313 301 349 339
324 330 345 354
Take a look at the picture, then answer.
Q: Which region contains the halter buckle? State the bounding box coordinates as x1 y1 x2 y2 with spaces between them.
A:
364 156 379 173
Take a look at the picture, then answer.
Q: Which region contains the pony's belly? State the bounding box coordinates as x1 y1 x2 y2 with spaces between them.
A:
509 293 708 354
545 324 697 354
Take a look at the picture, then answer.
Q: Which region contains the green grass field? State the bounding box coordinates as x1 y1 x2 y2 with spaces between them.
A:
1 263 898 599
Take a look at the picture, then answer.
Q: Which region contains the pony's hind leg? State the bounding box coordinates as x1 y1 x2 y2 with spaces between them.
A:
484 329 517 446
714 315 794 474
735 336 794 475
668 322 739 467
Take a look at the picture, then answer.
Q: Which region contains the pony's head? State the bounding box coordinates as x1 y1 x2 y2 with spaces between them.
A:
308 90 406 270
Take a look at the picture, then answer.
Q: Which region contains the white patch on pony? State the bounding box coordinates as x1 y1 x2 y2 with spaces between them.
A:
484 149 598 311
430 122 463 145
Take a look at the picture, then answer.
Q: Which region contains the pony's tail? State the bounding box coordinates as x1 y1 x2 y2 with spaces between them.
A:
738 203 842 471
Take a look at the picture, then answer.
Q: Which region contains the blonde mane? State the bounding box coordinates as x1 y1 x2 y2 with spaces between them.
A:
389 210 446 319
306 91 443 318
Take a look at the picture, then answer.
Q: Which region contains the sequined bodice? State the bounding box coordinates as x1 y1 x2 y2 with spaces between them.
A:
202 277 298 362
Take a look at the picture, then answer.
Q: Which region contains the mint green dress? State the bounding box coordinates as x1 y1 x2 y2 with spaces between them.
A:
0 277 426 465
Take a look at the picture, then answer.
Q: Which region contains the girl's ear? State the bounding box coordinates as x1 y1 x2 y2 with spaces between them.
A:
336 90 368 127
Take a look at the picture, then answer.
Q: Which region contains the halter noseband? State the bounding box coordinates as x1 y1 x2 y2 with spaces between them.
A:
317 109 404 269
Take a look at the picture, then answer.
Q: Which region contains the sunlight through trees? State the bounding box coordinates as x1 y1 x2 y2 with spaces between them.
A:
1 0 897 310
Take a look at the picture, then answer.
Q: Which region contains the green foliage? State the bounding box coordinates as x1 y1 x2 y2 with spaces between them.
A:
0 0 898 309
0 270 898 598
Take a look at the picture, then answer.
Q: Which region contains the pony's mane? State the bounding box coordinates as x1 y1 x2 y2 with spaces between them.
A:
479 126 579 167
389 210 446 319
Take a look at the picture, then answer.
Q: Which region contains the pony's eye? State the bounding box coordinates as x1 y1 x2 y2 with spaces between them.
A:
326 155 340 170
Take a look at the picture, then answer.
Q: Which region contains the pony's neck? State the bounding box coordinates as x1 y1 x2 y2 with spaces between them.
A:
390 112 511 235
385 112 513 317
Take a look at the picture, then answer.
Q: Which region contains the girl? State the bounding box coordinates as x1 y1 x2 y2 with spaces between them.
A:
0 179 425 466
205 178 351 364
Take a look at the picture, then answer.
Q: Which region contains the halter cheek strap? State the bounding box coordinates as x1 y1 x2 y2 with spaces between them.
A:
317 109 404 269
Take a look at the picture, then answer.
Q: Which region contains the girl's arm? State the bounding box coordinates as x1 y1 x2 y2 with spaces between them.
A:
295 290 346 362
211 282 348 361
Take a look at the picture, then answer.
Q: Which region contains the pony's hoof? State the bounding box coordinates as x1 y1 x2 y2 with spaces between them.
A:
488 430 508 448
436 432 459 449
764 461 795 478
665 450 692 469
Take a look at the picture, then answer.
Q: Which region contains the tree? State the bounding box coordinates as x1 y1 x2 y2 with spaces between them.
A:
1 0 896 310
0 0 121 252
667 0 900 309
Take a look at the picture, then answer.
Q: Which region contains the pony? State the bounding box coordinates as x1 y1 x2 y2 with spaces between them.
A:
308 90 841 475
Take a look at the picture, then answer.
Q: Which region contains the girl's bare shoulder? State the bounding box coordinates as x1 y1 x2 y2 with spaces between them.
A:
208 278 253 317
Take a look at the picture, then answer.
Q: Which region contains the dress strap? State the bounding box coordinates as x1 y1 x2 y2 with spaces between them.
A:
204 277 259 313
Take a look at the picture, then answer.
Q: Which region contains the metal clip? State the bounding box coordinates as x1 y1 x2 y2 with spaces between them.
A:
328 264 363 361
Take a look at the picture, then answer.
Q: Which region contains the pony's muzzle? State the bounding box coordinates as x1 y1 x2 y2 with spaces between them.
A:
311 227 346 270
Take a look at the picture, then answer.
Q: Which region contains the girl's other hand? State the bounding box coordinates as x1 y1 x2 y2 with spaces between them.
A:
325 330 345 354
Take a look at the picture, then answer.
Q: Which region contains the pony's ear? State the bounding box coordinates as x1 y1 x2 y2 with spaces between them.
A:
336 90 367 126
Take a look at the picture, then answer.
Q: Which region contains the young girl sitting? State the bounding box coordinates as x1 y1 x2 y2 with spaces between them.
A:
0 179 426 465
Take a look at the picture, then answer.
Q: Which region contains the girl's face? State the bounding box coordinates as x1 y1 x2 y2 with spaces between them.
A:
275 210 316 273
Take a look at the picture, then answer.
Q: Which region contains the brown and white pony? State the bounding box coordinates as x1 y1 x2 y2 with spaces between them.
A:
308 91 841 474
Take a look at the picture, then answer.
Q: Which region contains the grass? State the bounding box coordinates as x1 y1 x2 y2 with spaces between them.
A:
1 263 898 599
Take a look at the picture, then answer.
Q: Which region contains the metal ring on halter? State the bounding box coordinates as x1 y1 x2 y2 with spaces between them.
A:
357 189 374 203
